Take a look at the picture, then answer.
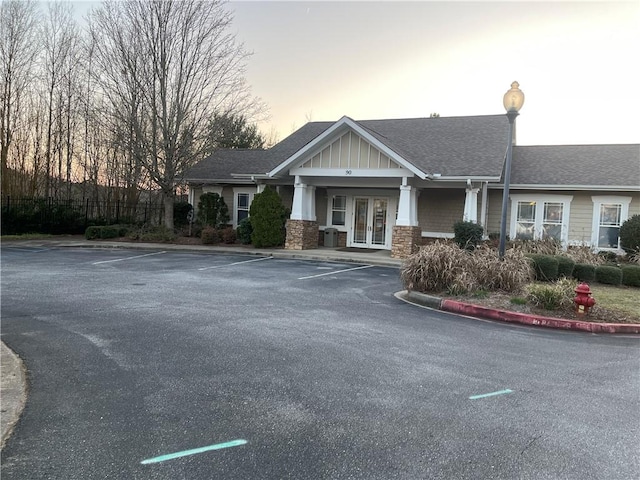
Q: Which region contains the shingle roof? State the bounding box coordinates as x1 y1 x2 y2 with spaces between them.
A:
357 115 509 177
185 115 639 189
511 144 640 187
184 122 333 181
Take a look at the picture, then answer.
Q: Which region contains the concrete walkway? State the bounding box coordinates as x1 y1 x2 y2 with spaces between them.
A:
1 342 26 449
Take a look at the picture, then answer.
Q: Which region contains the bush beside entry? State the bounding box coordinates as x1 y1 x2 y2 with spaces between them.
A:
453 221 483 251
197 192 229 228
249 187 288 248
619 214 640 255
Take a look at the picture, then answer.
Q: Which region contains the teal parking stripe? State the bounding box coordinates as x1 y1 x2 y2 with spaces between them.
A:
469 389 513 400
141 439 247 464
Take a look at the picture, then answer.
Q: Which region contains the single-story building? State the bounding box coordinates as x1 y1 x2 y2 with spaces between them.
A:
185 114 640 258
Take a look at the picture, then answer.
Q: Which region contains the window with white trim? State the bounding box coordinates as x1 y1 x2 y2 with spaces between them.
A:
591 196 631 250
233 189 256 227
331 195 346 226
510 195 572 244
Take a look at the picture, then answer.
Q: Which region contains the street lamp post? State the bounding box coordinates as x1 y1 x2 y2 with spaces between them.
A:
499 81 525 258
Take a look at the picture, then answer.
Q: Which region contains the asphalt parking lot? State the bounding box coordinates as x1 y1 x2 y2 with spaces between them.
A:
1 246 639 479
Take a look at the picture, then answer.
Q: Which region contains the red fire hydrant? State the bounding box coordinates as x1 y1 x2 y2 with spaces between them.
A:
574 282 596 316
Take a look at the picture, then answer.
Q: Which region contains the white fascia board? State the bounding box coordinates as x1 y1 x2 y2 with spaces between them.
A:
229 173 270 178
487 184 640 191
185 178 256 185
268 116 427 179
289 167 413 178
428 175 501 182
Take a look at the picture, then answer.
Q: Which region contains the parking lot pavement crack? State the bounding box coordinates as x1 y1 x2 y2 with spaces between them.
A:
520 434 545 456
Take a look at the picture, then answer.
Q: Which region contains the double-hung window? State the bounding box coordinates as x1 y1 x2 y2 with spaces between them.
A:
331 195 347 226
510 195 572 244
233 189 255 227
591 196 631 250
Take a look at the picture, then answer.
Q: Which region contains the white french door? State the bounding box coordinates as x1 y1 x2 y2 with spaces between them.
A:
351 197 390 249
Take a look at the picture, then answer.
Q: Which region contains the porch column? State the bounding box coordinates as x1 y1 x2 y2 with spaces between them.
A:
286 177 318 250
463 184 480 223
256 184 266 194
392 183 421 259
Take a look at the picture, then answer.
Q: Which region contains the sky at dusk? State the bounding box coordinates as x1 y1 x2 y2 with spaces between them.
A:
227 1 639 147
68 0 639 147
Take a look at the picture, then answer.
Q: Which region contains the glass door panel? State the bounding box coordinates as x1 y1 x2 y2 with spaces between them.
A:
353 198 368 244
372 198 387 245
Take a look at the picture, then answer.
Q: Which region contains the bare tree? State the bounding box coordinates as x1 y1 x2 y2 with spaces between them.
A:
0 0 40 197
89 0 261 228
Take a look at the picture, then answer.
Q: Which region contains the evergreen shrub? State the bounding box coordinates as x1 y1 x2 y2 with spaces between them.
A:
555 255 576 278
595 265 622 286
453 221 483 251
174 201 193 227
197 193 229 228
237 217 253 245
621 265 640 287
620 214 640 255
249 187 287 248
573 263 596 282
100 225 120 239
526 254 559 281
85 226 101 240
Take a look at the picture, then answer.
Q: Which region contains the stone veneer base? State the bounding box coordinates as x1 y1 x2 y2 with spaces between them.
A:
285 219 319 250
391 226 422 258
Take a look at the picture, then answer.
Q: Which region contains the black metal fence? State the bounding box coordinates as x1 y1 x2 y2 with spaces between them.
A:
1 196 165 235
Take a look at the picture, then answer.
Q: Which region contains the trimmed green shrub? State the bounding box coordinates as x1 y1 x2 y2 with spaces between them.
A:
174 201 193 227
201 226 220 245
127 225 176 242
555 255 576 278
220 226 237 244
85 226 101 240
621 265 640 287
197 193 229 228
620 214 640 255
249 187 287 248
100 225 120 239
573 263 596 282
595 265 623 285
236 217 253 245
526 254 559 282
453 221 483 251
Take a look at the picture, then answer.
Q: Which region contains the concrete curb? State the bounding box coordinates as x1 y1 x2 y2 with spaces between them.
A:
1 342 27 450
400 291 640 334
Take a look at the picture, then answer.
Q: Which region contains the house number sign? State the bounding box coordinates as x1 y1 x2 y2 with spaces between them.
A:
345 170 352 175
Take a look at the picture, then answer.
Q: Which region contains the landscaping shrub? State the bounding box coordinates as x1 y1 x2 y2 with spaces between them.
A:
595 265 623 286
511 237 563 255
220 226 237 244
236 217 253 245
85 226 101 240
526 254 559 281
555 255 576 278
249 187 287 248
572 263 596 282
597 250 618 263
400 242 533 294
565 245 603 265
620 214 640 255
453 221 483 251
201 226 220 245
621 265 640 287
174 201 193 228
100 225 120 239
527 278 575 311
127 225 176 242
197 193 229 228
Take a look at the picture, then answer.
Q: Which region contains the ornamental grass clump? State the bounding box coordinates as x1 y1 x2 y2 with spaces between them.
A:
400 242 533 294
527 278 576 311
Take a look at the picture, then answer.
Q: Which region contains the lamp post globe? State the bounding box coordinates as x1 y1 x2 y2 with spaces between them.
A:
498 81 524 258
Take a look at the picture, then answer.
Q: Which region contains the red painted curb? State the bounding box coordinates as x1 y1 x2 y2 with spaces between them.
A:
440 299 640 334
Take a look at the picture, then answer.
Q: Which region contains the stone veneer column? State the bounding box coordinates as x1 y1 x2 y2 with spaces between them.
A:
285 219 319 250
391 226 422 258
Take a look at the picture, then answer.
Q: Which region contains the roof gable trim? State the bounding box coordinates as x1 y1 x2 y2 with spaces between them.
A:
268 116 427 179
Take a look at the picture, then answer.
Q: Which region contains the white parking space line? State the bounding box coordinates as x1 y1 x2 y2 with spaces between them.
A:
198 256 272 271
92 251 167 265
298 265 374 280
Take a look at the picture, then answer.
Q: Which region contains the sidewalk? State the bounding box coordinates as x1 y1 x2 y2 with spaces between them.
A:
1 342 26 450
